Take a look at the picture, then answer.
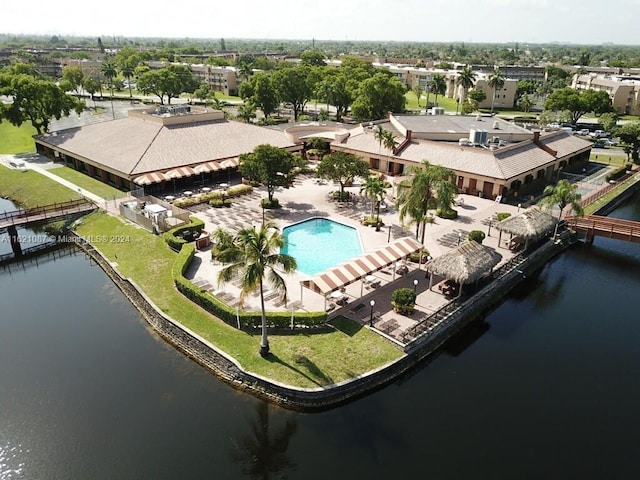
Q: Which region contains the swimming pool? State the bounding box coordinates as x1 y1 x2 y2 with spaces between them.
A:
281 218 362 276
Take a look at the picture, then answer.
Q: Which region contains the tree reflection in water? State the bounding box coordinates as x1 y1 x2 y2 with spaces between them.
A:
230 402 297 479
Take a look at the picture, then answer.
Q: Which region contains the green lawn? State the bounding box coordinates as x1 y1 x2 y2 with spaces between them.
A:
48 166 128 199
583 172 640 215
75 212 403 388
0 164 81 207
404 92 462 113
0 122 36 154
590 153 628 166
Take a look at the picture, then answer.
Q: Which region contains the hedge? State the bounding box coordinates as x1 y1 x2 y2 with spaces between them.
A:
605 165 629 182
163 216 205 251
172 244 328 330
172 184 253 208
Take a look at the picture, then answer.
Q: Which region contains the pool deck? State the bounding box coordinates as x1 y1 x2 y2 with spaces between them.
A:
187 174 522 338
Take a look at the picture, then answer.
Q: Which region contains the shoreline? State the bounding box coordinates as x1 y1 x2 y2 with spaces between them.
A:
68 228 571 411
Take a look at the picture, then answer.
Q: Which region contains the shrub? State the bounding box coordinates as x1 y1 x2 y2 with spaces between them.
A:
496 212 512 222
163 216 205 251
173 244 328 329
437 208 458 219
409 248 429 263
261 197 280 209
361 216 383 227
391 288 416 315
209 198 231 208
606 166 628 182
468 230 486 244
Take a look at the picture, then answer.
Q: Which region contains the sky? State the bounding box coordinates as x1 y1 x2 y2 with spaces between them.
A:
4 0 640 45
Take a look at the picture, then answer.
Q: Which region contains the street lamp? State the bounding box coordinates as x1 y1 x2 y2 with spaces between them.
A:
387 224 392 243
369 299 375 327
488 214 496 237
413 279 418 294
457 232 462 245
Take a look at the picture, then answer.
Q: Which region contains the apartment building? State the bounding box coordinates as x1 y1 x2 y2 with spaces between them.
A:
146 60 239 95
571 73 640 115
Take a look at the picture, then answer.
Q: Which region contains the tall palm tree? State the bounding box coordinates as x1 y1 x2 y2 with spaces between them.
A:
360 175 387 222
373 125 386 154
217 222 297 357
429 74 447 107
412 84 422 108
488 69 505 113
382 130 397 174
237 102 257 123
101 61 117 118
456 65 476 112
395 160 456 244
540 179 584 219
120 62 135 104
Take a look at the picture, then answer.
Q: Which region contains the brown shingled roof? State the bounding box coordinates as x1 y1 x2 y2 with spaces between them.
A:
38 117 296 177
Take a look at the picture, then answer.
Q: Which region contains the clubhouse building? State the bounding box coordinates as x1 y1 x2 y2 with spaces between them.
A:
34 107 592 202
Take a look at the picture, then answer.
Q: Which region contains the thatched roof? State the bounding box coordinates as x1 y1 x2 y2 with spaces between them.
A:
425 240 502 284
495 207 557 239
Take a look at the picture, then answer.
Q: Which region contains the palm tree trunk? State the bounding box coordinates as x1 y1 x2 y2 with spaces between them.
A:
259 280 269 356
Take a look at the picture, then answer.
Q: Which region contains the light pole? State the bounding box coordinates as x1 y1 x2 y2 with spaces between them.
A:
413 279 418 294
387 224 392 242
488 214 495 237
369 299 375 327
457 232 462 245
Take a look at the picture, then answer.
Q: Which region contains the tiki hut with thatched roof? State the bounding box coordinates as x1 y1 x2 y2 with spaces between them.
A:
495 207 558 250
425 240 503 297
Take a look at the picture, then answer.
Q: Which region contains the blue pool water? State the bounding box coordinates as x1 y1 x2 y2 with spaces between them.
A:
281 218 362 275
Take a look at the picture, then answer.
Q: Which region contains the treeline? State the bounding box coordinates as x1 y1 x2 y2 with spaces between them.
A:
3 34 640 68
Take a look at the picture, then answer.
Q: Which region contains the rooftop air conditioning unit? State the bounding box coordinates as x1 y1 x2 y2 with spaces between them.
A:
431 107 445 115
469 129 488 145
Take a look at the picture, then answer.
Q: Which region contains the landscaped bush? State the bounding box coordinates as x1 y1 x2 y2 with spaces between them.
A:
468 230 486 244
409 248 430 263
436 208 458 219
496 212 512 222
173 244 328 330
172 185 253 209
163 216 205 251
361 216 383 227
261 197 280 209
209 198 231 208
606 166 629 182
391 288 416 315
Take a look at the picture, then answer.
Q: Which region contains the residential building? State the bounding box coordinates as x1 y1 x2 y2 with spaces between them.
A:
571 73 640 115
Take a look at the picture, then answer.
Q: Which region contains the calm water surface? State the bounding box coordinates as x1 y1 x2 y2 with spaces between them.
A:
1 194 639 479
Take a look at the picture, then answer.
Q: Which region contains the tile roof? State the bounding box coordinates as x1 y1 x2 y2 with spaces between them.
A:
38 117 296 176
335 129 591 181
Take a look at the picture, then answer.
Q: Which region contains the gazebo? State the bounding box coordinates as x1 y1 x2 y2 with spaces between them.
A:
424 240 503 298
494 207 558 250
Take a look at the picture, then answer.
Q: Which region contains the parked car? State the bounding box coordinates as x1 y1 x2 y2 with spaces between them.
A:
593 140 607 148
576 128 590 136
589 130 609 139
603 138 619 147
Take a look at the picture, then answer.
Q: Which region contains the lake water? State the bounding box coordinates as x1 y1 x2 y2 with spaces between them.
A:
1 193 639 479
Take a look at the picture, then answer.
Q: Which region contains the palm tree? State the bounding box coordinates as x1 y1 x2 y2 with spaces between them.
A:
360 175 387 222
237 102 257 123
539 179 584 219
217 222 297 357
412 84 422 108
120 62 135 104
373 125 386 154
395 160 456 244
101 61 117 118
382 130 398 174
429 74 447 107
488 69 505 113
456 66 476 113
